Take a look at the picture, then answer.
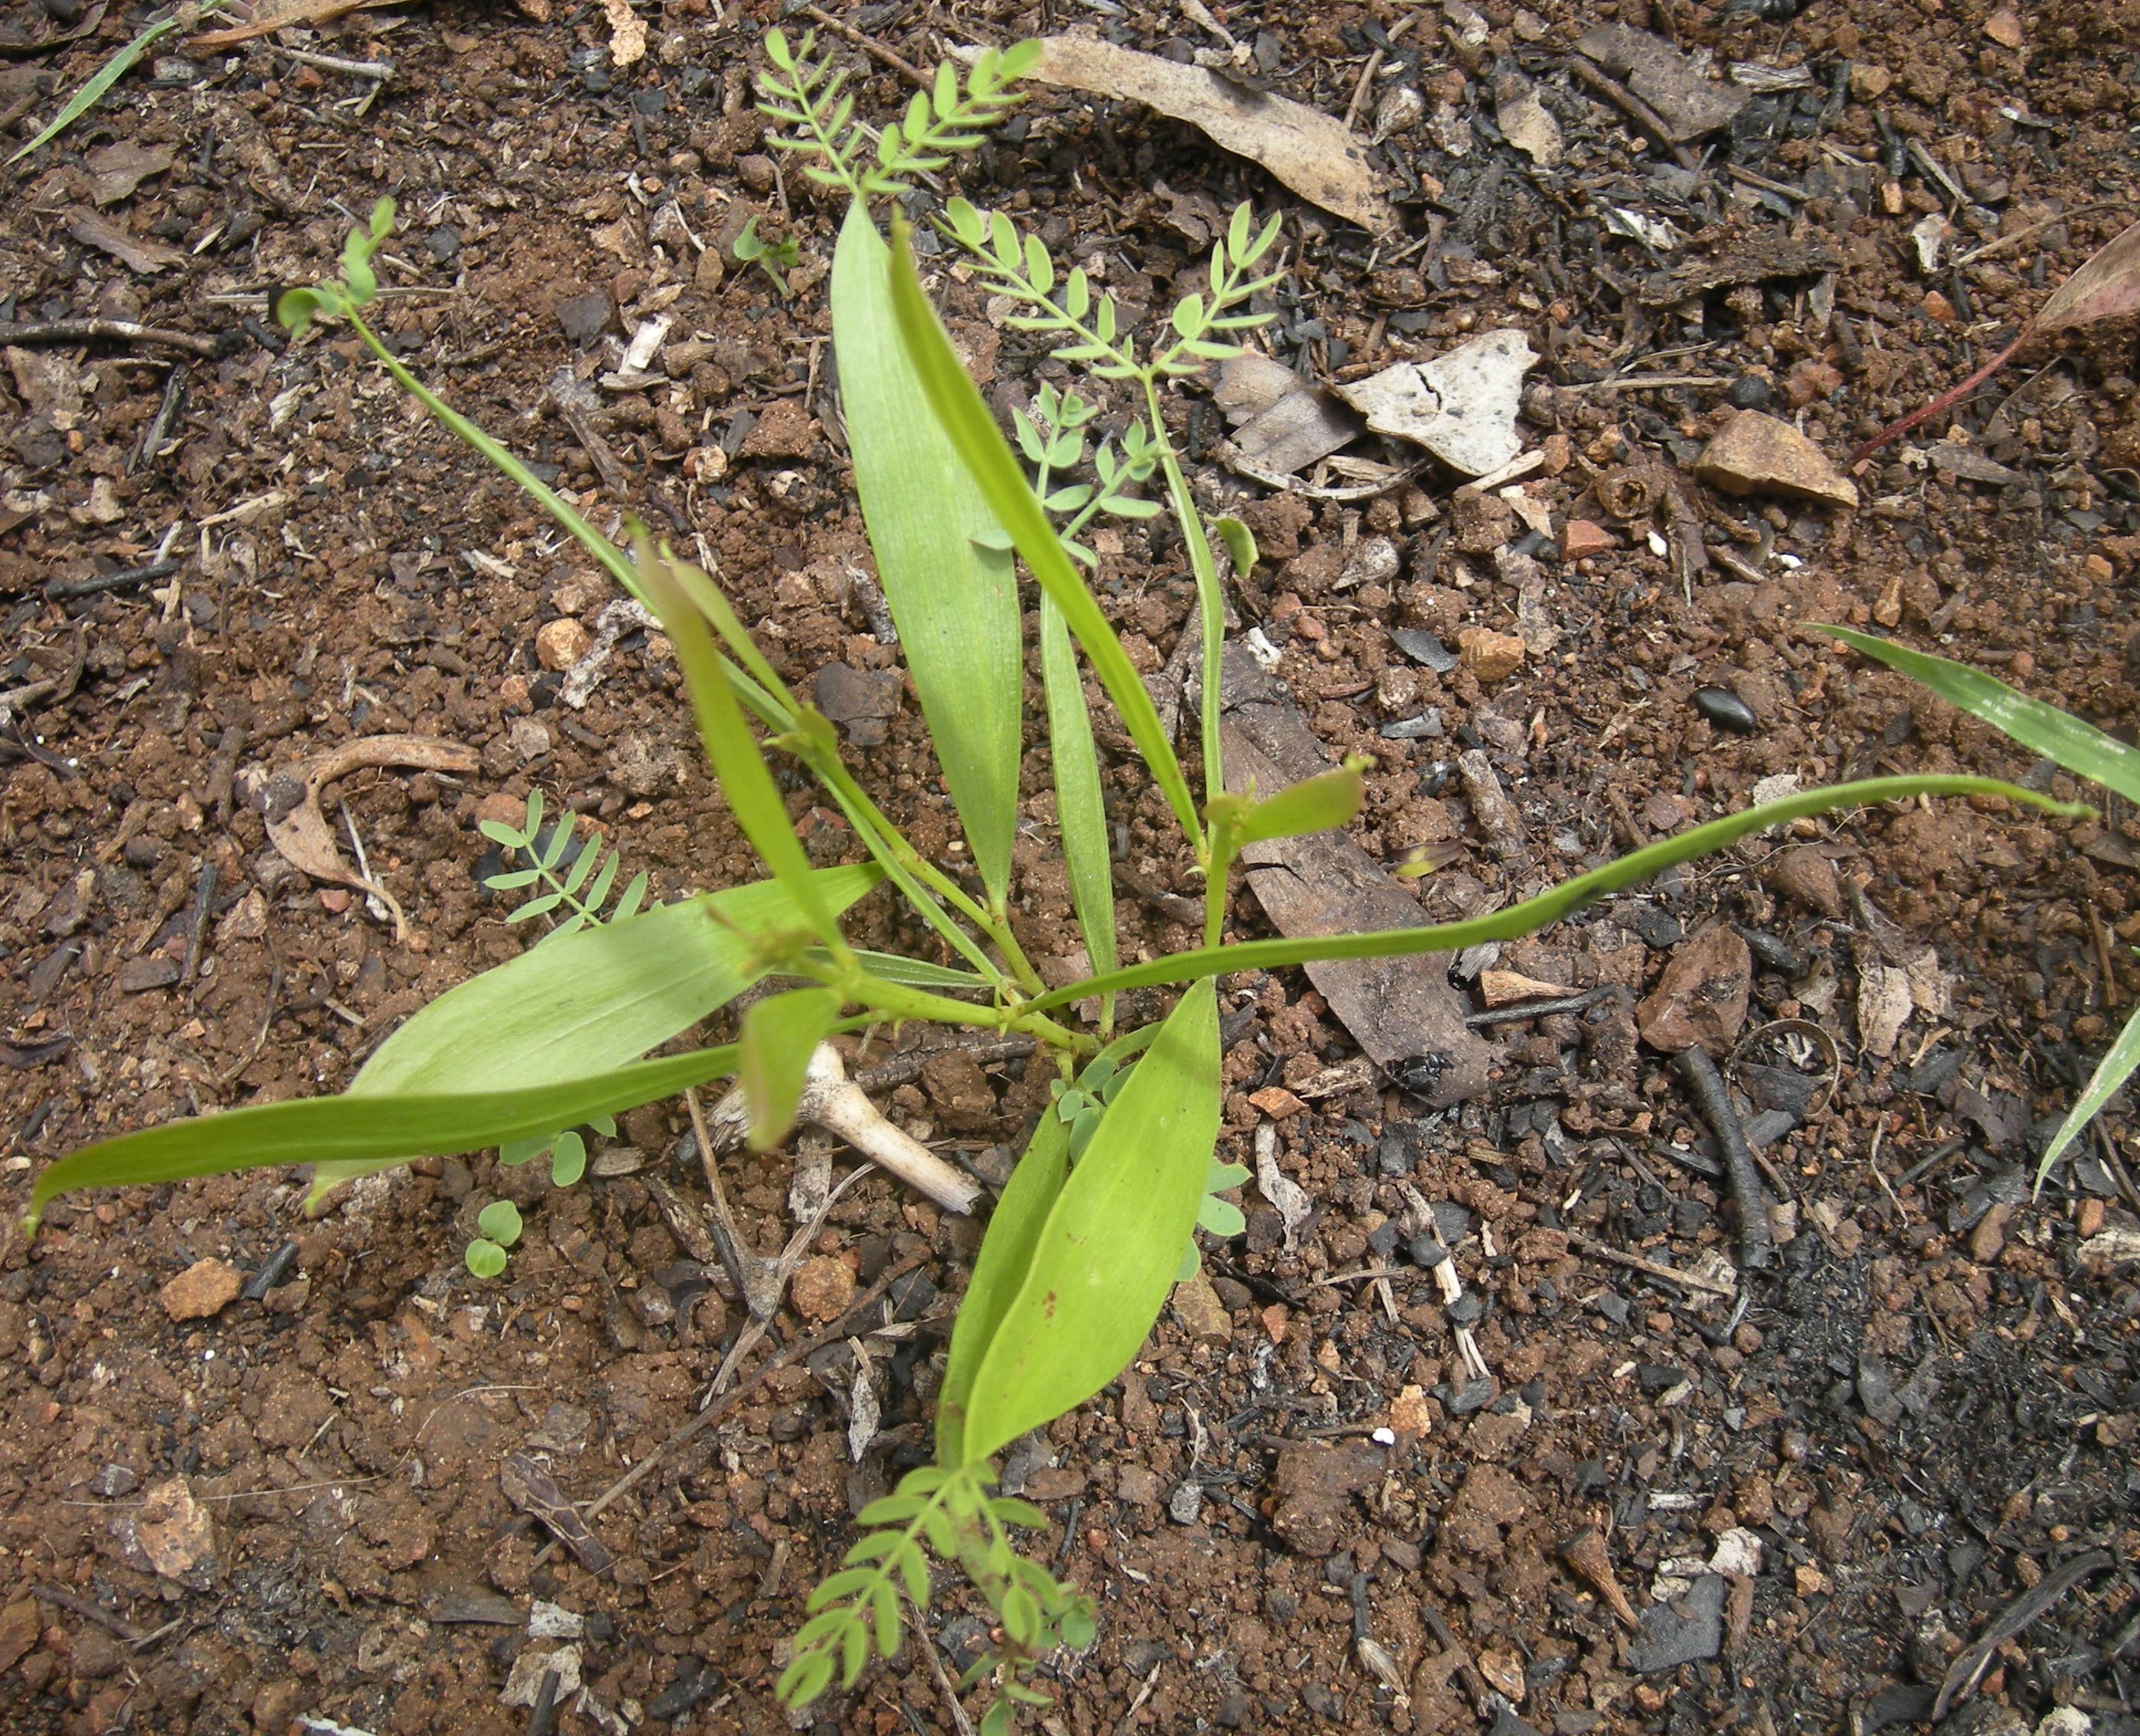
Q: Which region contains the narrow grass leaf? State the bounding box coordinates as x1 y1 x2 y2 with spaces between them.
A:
1039 595 1117 988
1817 625 2140 804
29 1045 743 1234
739 988 842 1149
1228 758 1365 847
834 206 1023 910
2035 1005 2140 1186
883 219 1203 849
355 867 879 1098
958 984 1219 1465
8 5 201 164
1026 774 2083 1012
637 537 846 947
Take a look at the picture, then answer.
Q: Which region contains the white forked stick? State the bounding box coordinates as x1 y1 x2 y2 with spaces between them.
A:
708 1043 981 1215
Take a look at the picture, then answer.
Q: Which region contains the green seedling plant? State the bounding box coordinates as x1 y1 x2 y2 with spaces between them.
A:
732 214 802 297
25 31 2091 1730
1818 625 2140 1190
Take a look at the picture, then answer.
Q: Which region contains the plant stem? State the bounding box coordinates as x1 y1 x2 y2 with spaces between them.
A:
1143 377 1226 831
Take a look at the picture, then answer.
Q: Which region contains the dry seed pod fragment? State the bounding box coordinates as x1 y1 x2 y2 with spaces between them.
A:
1560 1527 1640 1627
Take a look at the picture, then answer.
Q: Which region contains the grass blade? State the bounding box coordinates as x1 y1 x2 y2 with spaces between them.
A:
635 534 846 951
957 982 1219 1465
1039 595 1117 993
1817 625 2140 804
29 1045 742 1234
8 5 207 165
1025 774 2084 1013
2036 1004 2140 1187
883 218 1203 852
834 206 1024 910
354 867 881 1099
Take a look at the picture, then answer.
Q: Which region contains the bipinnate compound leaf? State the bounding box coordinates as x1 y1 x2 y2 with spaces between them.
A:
956 981 1219 1465
833 204 1023 910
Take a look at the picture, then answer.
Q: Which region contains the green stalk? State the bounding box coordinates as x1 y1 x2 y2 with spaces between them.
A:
1143 378 1227 825
1025 774 2089 1013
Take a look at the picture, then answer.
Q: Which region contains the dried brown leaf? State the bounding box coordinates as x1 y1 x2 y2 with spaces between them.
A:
1023 36 1395 231
2031 216 2140 336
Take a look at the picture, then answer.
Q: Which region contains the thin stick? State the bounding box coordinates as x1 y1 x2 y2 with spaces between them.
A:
32 1583 148 1643
1568 1230 1738 1297
273 45 392 79
542 1252 927 1543
180 858 218 987
800 2 928 87
45 558 182 601
0 319 221 358
1849 331 2026 465
1675 1046 1773 1271
1568 60 1700 170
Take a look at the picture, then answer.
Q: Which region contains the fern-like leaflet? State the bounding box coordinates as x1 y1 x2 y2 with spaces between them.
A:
479 787 650 944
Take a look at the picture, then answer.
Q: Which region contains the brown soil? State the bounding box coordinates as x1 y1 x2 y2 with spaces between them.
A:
2 2 2138 1734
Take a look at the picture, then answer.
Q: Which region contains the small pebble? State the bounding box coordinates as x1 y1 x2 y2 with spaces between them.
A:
789 1255 856 1323
1726 376 1773 410
159 1257 244 1322
1691 686 1759 735
1408 1233 1450 1267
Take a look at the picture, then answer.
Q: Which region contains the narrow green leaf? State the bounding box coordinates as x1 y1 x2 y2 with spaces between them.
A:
1215 516 1257 577
1039 595 1117 998
830 949 992 991
612 871 650 923
483 868 542 891
778 1650 835 1708
833 205 1023 909
1226 758 1366 847
583 849 622 914
885 219 1202 849
869 1579 901 1657
478 819 528 847
355 868 877 1100
739 988 842 1150
1817 624 2140 804
1026 774 2083 1014
2037 1004 2140 1186
855 1495 924 1527
635 535 844 946
8 6 191 165
29 1044 745 1234
958 985 1220 1464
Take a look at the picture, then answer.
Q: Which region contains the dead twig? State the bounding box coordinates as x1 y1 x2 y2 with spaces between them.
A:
1567 59 1700 171
1934 1551 2112 1719
32 1583 148 1643
0 319 222 359
531 1251 927 1561
1567 1230 1737 1297
1675 1046 1772 1271
800 2 929 87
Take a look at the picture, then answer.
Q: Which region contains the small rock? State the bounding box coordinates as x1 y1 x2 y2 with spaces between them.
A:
1784 359 1844 408
737 397 817 460
1171 1277 1232 1346
1983 5 2025 47
555 290 613 345
1695 410 1859 509
1452 488 1518 554
1691 686 1758 734
1970 1201 2013 1264
506 719 552 764
1458 628 1526 683
1560 518 1615 560
535 618 593 672
1248 1085 1306 1118
2034 1710 2092 1736
0 1599 40 1675
215 887 270 944
123 1476 218 1585
1629 1573 1725 1672
119 956 181 993
90 1464 139 1499
1765 845 1843 917
736 154 777 193
788 1255 856 1323
813 662 903 748
159 1257 244 1322
1636 925 1752 1054
1167 1481 1206 1525
1115 1463 1165 1507
1268 1440 1382 1556
1476 1647 1526 1702
1726 375 1773 410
